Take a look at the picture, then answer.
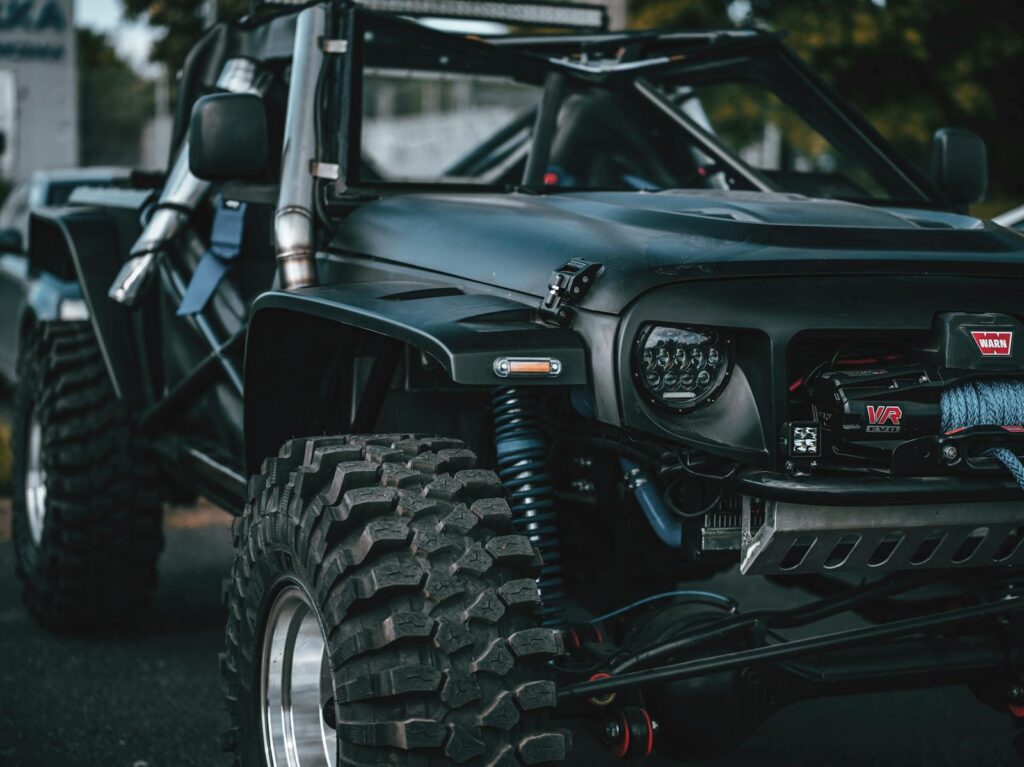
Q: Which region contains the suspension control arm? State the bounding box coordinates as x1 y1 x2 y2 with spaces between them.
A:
557 597 1021 702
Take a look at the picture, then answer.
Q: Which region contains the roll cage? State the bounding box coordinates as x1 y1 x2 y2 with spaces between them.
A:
315 5 943 207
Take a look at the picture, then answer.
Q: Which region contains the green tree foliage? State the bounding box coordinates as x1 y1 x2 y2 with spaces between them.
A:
631 0 1024 209
122 0 250 82
78 28 156 166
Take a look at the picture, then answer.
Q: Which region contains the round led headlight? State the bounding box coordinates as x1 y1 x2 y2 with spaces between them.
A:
635 324 732 410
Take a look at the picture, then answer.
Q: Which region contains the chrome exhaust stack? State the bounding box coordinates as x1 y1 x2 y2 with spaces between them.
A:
109 59 268 307
274 4 327 290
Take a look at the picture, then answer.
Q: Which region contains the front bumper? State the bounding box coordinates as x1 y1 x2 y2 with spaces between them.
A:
734 470 1024 506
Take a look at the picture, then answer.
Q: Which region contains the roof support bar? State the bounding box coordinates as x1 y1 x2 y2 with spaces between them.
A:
523 71 566 190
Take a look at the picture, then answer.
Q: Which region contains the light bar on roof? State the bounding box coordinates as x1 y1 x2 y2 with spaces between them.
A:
257 0 608 30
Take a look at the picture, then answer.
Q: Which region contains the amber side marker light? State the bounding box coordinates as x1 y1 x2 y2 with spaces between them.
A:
493 357 563 378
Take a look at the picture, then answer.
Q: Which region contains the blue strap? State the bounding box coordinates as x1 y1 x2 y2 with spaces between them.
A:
177 197 247 316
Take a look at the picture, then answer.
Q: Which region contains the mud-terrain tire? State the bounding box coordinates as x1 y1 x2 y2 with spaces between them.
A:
222 434 571 766
11 322 164 629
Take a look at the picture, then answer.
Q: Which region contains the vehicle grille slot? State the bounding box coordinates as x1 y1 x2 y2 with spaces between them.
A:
702 494 762 551
994 526 1024 562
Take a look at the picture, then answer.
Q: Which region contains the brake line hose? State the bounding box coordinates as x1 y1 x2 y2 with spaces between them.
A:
940 380 1024 489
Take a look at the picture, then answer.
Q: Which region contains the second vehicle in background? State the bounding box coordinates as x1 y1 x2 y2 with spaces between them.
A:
0 167 134 384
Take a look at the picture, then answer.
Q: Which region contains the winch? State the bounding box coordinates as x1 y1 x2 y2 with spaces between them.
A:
785 313 1024 482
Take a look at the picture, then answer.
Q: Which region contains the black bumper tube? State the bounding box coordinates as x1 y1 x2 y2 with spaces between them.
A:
733 470 1024 506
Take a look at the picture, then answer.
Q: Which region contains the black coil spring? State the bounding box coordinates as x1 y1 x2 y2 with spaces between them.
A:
493 386 565 626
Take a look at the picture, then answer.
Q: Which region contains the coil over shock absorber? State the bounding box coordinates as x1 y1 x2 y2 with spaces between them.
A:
493 386 565 626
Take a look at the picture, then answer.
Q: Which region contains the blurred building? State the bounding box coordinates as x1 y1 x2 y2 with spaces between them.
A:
0 0 77 179
139 71 172 171
603 0 627 29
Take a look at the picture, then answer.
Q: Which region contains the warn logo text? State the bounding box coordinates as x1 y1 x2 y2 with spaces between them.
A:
970 330 1013 357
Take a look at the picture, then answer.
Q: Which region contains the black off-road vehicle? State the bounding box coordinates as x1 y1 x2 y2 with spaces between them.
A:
12 1 1024 764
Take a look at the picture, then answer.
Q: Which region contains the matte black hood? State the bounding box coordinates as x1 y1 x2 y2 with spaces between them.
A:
333 189 1024 314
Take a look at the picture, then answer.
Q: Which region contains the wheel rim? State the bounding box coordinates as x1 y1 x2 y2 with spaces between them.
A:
24 410 47 546
260 584 336 767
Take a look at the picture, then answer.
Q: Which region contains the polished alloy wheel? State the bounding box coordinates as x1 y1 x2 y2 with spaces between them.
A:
261 584 336 767
24 411 47 546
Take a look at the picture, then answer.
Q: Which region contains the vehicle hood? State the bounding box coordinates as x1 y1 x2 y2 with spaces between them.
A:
332 189 1024 314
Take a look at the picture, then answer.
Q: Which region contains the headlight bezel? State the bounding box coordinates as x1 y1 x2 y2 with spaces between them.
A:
633 323 734 412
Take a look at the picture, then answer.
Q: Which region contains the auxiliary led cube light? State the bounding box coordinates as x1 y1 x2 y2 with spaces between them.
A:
785 422 821 457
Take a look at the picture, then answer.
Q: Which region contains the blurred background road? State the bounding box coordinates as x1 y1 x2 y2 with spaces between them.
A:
0 500 232 767
0 391 1020 767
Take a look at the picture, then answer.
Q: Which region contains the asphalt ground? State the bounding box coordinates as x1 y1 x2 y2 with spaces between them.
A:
0 502 233 767
0 392 1020 765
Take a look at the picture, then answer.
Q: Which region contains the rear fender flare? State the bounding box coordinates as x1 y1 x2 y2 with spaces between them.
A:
28 208 144 402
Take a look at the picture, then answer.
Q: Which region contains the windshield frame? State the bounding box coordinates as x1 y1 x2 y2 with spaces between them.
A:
334 9 944 208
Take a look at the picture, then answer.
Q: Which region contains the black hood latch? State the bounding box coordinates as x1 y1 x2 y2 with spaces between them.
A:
539 258 603 326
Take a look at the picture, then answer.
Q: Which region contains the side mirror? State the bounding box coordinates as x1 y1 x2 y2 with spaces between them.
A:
189 93 268 181
930 127 987 211
0 227 22 253
0 130 6 156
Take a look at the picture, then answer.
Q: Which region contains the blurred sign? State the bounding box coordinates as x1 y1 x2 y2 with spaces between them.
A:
0 0 76 177
0 0 68 61
0 0 67 30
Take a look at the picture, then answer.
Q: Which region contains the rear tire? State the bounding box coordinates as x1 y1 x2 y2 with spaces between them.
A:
222 434 571 766
11 322 164 629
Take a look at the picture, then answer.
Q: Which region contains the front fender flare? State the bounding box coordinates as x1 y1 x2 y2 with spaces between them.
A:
243 282 588 472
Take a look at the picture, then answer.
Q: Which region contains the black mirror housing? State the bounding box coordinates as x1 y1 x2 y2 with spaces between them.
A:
929 127 987 210
189 93 268 181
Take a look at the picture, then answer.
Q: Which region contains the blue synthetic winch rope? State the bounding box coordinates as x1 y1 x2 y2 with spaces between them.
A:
987 447 1024 489
940 380 1024 489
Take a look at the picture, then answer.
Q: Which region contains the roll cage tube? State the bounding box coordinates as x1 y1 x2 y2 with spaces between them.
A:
636 77 773 194
637 48 935 204
535 30 939 204
523 72 567 189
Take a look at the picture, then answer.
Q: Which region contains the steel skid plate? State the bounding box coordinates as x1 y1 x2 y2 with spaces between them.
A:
740 496 1024 575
